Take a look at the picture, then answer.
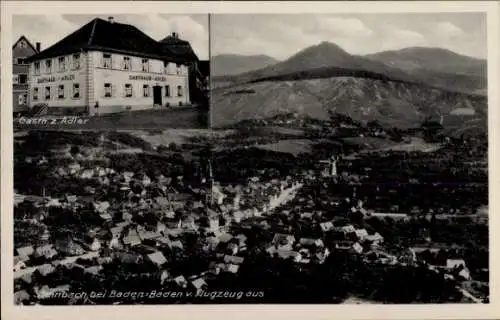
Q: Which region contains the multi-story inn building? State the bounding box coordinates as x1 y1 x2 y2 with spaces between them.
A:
26 17 192 116
13 36 40 115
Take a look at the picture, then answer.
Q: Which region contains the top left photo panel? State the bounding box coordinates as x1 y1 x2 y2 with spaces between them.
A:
12 14 210 130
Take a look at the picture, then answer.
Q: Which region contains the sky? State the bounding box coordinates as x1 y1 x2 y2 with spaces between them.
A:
211 13 487 60
13 14 209 60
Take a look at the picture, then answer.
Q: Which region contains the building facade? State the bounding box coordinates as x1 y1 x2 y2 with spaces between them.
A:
159 33 209 107
27 17 192 116
13 36 40 114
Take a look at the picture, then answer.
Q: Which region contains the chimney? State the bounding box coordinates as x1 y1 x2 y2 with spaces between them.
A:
172 32 178 39
36 42 41 52
108 16 114 23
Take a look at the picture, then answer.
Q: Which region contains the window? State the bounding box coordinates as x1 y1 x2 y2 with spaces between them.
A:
176 63 181 75
13 75 19 84
19 40 27 48
165 85 170 97
143 84 150 97
58 57 66 72
34 62 41 75
124 84 133 98
123 56 131 70
58 85 65 99
19 74 27 84
177 85 183 97
45 60 52 74
45 86 51 100
104 83 112 98
103 53 112 68
18 94 27 105
73 84 80 99
142 59 149 72
73 54 80 70
33 88 39 101
17 58 26 65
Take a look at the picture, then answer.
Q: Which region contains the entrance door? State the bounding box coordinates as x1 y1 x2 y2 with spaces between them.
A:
153 86 162 106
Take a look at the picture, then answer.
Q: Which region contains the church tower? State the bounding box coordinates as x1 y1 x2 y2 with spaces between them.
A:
204 158 214 208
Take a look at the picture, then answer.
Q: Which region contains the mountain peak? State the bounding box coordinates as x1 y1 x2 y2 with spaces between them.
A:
310 41 350 54
285 41 352 65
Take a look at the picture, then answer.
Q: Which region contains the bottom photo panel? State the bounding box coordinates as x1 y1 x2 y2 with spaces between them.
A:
14 128 488 305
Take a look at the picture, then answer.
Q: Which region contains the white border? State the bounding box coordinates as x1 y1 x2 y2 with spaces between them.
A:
2 1 499 320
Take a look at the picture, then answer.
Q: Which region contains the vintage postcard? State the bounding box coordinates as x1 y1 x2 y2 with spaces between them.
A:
1 1 500 320
11 14 210 130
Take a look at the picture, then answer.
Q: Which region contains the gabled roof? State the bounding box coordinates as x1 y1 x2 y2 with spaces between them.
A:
13 35 39 53
27 18 187 63
159 34 198 61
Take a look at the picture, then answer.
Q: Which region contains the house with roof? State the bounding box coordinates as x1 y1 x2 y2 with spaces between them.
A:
276 249 303 262
13 256 27 272
13 36 40 115
159 32 207 106
355 228 369 241
146 251 167 267
122 230 142 247
55 239 84 256
191 277 208 294
34 244 58 260
223 255 245 265
446 259 467 270
272 233 296 251
80 169 94 179
26 17 192 116
14 289 31 305
173 275 188 288
86 238 101 251
17 245 34 261
84 265 103 276
351 242 364 254
114 251 142 264
37 263 56 276
320 221 335 233
139 229 161 242
224 264 240 274
341 225 356 234
365 232 384 246
299 238 325 248
94 201 110 214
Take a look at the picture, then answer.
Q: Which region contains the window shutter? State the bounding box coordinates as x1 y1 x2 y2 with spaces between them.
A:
112 84 116 98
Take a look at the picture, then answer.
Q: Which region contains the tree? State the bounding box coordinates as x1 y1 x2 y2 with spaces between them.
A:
420 120 444 142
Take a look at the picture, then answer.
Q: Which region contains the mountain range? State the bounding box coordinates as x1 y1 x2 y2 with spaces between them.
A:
212 42 486 95
211 42 487 131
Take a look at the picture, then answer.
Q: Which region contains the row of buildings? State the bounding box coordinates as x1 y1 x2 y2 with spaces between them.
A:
13 16 209 116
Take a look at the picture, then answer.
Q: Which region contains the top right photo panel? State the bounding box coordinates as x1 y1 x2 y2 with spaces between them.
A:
209 13 488 304
211 13 486 128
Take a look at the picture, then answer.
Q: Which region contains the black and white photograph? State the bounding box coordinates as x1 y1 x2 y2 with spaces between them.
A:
210 13 489 303
2 1 500 319
12 14 210 130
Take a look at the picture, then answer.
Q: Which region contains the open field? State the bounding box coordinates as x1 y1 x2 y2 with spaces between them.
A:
128 129 225 147
256 139 315 155
342 136 442 153
13 106 209 131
